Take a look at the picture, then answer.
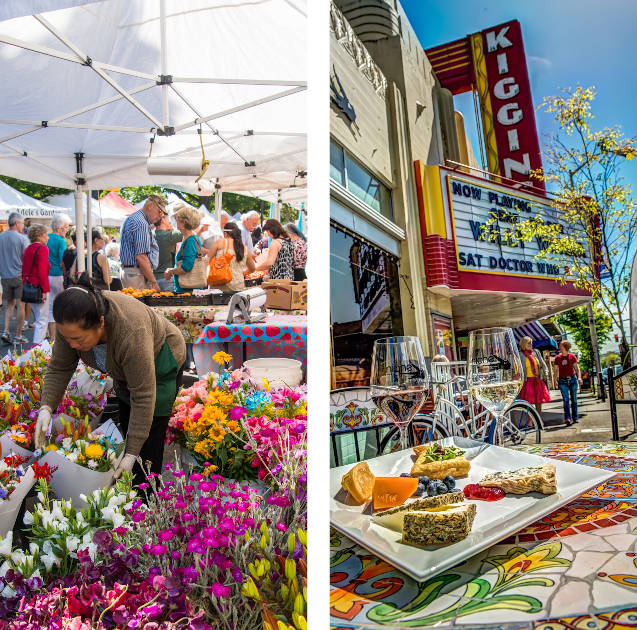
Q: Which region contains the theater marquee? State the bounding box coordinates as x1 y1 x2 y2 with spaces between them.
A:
447 175 589 280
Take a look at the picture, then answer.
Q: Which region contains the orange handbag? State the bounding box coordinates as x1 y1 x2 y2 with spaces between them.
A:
207 242 234 286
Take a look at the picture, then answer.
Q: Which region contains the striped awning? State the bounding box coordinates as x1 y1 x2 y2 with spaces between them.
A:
513 321 558 350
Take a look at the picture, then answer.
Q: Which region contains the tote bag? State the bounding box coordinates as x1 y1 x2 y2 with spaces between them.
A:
207 241 234 287
179 236 208 289
22 245 44 303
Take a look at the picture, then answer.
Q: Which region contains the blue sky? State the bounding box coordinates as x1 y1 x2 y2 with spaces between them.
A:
402 0 637 353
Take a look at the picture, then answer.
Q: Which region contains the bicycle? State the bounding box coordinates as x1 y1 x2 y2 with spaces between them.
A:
378 361 543 455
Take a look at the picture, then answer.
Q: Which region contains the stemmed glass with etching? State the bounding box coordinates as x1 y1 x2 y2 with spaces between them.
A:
370 336 430 452
467 327 523 445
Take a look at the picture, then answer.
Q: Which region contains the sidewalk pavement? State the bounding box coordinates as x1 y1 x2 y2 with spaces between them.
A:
538 386 637 443
0 304 36 353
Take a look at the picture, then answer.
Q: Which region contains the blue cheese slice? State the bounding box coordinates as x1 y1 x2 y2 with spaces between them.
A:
402 503 477 546
371 491 464 532
479 464 556 495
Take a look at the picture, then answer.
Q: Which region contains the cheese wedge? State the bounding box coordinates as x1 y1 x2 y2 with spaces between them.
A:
371 491 465 532
341 461 375 504
402 503 477 546
410 454 471 479
479 464 557 495
372 477 419 510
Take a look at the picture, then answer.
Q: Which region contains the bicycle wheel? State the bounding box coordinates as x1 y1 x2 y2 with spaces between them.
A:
378 418 450 456
500 402 542 445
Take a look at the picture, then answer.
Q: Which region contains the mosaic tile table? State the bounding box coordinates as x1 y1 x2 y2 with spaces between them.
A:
330 442 637 630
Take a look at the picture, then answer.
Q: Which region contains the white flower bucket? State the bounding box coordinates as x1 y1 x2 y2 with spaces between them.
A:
243 358 303 389
40 420 124 507
0 467 35 537
0 433 34 462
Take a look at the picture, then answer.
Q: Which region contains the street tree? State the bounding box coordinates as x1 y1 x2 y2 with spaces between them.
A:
557 304 613 373
501 87 637 355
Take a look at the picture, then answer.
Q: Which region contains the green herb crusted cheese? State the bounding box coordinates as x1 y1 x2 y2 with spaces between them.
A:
371 491 465 532
401 503 477 546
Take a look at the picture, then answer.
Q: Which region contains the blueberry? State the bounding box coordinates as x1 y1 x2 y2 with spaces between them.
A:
400 473 411 478
414 482 426 496
418 476 430 487
427 484 437 497
436 483 448 495
443 475 456 490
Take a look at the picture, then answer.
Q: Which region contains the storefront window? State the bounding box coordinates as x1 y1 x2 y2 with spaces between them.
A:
331 223 403 388
330 142 345 185
330 141 393 221
344 154 393 220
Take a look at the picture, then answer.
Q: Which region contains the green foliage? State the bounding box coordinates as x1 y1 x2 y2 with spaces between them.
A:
118 186 299 223
556 305 613 372
602 353 620 368
0 175 71 200
498 87 637 348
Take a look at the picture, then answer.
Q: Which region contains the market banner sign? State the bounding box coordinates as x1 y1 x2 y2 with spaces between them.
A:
448 174 589 280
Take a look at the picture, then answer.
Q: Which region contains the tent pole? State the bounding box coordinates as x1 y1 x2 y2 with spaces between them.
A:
214 189 223 224
86 190 92 276
274 190 282 221
74 189 86 273
160 0 169 129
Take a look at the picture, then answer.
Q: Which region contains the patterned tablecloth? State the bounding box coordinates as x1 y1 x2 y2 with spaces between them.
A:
192 314 307 375
330 442 637 630
153 306 305 344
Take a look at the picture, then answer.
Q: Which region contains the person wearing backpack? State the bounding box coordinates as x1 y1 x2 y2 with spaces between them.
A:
206 222 255 291
22 224 51 345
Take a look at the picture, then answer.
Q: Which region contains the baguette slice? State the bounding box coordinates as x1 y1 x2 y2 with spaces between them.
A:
410 454 471 479
479 464 556 495
341 461 375 504
371 491 465 531
402 503 477 546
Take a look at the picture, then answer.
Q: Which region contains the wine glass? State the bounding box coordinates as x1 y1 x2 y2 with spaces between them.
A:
370 336 430 452
467 327 523 445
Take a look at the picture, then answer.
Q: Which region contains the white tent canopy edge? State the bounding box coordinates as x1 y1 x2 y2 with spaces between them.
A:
0 0 307 272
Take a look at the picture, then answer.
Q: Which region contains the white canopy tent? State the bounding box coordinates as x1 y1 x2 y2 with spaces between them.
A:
0 0 307 271
47 192 126 228
0 179 66 220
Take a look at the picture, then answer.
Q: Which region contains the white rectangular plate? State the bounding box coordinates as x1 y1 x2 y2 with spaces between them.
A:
330 437 617 581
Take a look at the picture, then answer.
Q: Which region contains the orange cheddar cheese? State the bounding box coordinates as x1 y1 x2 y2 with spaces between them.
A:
373 476 419 510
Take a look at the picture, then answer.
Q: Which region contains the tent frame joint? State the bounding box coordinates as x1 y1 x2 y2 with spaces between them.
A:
84 56 92 67
158 126 175 136
246 129 254 136
41 121 48 127
245 161 256 167
157 74 173 85
76 177 86 186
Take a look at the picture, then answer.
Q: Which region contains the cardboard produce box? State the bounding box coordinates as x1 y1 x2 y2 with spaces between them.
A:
263 279 307 311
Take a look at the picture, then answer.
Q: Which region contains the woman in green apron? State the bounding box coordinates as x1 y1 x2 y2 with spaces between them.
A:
35 274 186 482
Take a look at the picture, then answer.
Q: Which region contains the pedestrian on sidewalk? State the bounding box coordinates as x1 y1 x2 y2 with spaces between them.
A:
22 224 51 346
0 212 28 344
518 336 551 414
552 340 583 426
